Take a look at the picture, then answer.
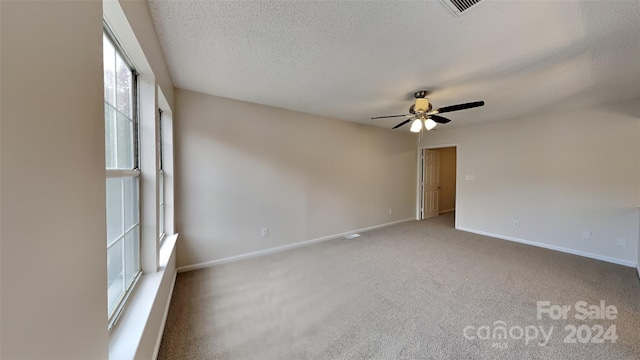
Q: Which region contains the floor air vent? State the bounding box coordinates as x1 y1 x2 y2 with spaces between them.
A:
442 0 483 16
344 233 360 239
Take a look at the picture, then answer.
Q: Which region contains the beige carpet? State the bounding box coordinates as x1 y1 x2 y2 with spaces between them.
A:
158 213 640 359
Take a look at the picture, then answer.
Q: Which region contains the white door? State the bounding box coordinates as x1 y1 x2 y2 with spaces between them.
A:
422 149 440 219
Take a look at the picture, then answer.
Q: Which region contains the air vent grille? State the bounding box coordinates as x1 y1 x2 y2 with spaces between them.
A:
442 0 482 16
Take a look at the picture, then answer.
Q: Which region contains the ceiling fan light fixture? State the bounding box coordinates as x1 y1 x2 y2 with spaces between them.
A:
410 119 422 132
425 118 437 130
371 92 484 130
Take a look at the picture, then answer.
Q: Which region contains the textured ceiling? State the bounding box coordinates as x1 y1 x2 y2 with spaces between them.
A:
147 0 640 130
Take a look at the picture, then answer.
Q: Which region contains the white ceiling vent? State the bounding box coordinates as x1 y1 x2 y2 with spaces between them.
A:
442 0 483 16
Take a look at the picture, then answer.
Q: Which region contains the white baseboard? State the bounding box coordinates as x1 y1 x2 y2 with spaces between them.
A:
152 270 177 360
177 218 414 272
458 227 637 268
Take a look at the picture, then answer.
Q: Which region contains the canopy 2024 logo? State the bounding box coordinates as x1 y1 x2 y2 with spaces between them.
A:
462 300 618 349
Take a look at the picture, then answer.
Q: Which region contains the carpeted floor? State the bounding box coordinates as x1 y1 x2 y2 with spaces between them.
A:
158 213 640 359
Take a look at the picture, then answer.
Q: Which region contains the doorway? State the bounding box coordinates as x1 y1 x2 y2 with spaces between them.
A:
416 145 458 228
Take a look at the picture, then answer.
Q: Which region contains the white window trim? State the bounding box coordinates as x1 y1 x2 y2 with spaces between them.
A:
106 169 141 178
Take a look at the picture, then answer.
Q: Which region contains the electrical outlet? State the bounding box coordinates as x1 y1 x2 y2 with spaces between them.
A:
465 175 476 181
389 208 393 215
261 228 268 237
616 237 628 247
581 230 592 240
513 220 519 228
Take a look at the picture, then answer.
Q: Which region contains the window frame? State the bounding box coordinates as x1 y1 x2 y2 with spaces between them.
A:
104 27 142 329
158 108 166 244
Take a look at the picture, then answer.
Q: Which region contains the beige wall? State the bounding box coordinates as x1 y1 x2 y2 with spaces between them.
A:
1 1 108 358
419 100 640 266
174 89 416 268
437 147 456 213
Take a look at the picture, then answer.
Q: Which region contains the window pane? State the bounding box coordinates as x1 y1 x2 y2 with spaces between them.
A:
159 203 165 239
104 30 139 324
123 176 139 230
124 228 140 287
158 173 164 204
116 112 133 169
158 109 163 170
158 173 164 237
105 105 117 169
107 239 124 315
106 178 123 244
116 55 132 117
103 35 116 106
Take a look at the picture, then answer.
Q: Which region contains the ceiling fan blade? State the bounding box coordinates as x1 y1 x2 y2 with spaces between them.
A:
429 114 451 124
434 101 485 114
371 114 411 119
392 119 412 129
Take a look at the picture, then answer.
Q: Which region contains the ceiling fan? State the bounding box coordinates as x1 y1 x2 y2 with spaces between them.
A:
372 90 485 132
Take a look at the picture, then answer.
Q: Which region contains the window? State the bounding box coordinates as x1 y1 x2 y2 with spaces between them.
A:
104 31 141 326
158 108 165 243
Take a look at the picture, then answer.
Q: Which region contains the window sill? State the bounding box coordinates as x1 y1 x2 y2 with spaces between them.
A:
108 233 178 359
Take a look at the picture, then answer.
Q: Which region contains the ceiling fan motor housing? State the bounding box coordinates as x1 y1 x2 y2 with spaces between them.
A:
415 98 430 112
